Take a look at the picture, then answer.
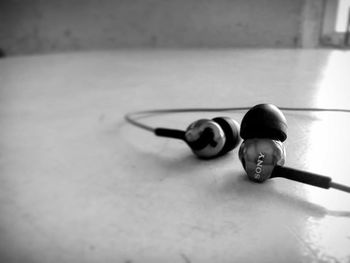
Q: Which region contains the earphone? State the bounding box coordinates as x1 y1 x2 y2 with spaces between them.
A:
125 104 350 194
155 116 241 159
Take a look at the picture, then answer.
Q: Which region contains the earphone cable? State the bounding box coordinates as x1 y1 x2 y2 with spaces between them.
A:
124 106 350 133
124 107 252 132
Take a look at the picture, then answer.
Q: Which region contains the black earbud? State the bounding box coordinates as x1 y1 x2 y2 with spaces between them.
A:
238 103 350 193
238 104 287 182
155 117 240 159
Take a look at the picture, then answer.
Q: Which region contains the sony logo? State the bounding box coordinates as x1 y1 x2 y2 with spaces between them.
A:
254 152 265 180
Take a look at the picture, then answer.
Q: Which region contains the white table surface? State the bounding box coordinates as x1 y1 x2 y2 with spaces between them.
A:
1 49 350 263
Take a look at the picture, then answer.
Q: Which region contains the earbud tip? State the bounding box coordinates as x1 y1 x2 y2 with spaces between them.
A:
240 104 287 142
212 117 241 156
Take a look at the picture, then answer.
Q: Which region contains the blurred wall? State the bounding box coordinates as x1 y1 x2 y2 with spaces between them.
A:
0 0 323 56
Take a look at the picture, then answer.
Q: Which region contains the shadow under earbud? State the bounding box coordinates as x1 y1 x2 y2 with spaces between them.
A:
217 171 350 219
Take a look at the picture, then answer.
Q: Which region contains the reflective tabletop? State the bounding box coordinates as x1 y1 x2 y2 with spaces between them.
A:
0 49 350 262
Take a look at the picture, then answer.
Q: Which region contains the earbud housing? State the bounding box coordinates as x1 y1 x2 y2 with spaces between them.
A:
185 119 226 159
239 138 286 182
185 117 240 159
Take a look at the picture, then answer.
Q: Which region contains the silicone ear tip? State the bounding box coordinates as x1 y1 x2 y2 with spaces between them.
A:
240 104 287 142
212 117 241 155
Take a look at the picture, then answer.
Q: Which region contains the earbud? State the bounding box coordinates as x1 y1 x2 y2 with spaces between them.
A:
238 104 287 182
239 103 350 193
155 117 240 159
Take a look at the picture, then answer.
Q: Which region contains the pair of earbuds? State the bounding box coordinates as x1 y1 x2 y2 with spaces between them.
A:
125 104 350 194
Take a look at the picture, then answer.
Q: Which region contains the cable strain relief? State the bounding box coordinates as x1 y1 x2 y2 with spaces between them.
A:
154 128 186 140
